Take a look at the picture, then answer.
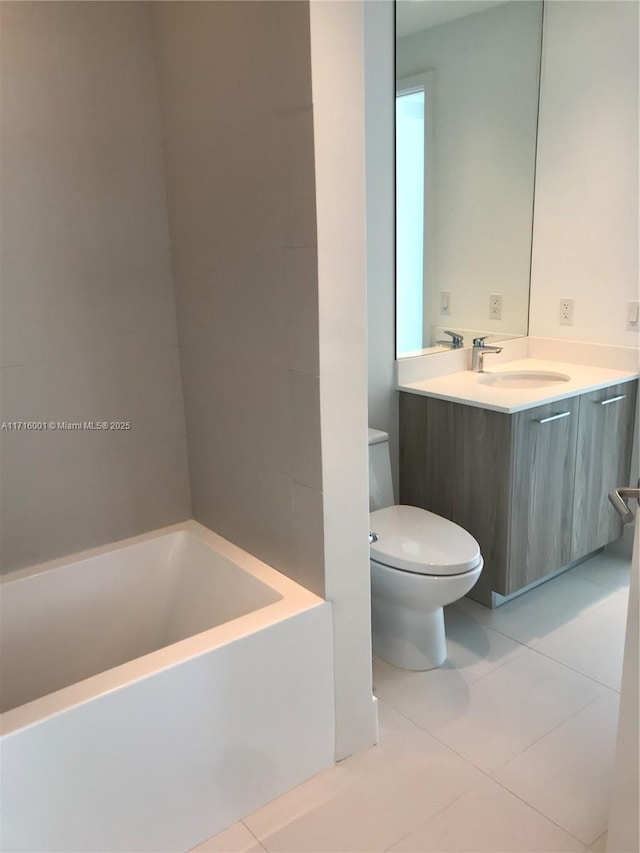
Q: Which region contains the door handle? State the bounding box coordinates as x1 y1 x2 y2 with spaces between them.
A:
608 487 640 524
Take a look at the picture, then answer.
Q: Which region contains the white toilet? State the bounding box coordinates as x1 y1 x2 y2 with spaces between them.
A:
369 428 483 670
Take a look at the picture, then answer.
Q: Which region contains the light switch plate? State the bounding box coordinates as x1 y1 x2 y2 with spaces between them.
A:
626 300 639 331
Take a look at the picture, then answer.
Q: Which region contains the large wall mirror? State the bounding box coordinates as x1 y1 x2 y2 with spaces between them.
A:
396 0 543 358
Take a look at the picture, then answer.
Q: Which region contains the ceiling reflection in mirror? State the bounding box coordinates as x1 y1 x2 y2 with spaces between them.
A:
396 0 543 358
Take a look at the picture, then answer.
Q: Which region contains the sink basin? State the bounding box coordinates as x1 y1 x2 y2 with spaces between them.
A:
478 370 571 389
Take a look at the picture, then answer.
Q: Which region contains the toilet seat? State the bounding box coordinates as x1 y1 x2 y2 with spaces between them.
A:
369 505 482 576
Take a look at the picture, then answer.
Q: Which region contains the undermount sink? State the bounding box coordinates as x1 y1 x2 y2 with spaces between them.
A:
478 370 571 389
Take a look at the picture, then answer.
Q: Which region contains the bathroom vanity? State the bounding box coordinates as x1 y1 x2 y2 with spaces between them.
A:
399 360 638 607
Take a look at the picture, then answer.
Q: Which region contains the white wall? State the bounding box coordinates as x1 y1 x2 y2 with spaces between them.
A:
529 1 640 349
310 0 378 760
396 2 542 345
365 0 398 492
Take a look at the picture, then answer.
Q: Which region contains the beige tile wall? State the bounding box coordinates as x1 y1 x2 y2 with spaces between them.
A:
152 1 324 594
0 2 191 572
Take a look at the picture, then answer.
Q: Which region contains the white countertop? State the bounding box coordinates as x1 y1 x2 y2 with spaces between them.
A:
398 357 638 413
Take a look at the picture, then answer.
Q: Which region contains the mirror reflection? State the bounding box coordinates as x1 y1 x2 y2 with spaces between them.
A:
396 0 543 358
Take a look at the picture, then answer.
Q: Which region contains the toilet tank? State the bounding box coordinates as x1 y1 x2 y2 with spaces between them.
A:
368 428 395 511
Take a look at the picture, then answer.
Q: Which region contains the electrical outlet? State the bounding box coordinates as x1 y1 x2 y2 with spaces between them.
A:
559 297 574 326
440 291 451 315
627 300 639 331
489 293 502 320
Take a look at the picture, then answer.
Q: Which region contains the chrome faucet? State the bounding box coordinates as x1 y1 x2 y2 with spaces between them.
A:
435 329 464 349
471 336 502 372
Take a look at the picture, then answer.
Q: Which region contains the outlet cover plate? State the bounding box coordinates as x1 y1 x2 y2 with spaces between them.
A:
489 293 502 320
559 297 574 326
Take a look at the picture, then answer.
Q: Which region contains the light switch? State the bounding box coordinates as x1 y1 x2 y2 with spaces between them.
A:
627 300 639 331
440 291 451 315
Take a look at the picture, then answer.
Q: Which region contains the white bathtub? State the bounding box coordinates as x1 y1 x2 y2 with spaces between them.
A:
0 521 335 852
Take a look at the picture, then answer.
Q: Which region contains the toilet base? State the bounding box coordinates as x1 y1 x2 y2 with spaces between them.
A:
370 557 483 672
372 604 447 671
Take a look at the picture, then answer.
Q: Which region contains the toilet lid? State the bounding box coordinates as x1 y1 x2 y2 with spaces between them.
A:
369 505 482 576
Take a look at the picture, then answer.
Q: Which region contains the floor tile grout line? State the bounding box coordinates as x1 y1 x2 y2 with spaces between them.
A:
459 635 625 695
374 645 620 851
435 626 532 687
375 657 608 770
569 572 630 596
376 698 518 785
525 645 623 694
374 642 530 697
487 772 593 849
497 693 609 769
226 558 630 853
374 722 588 853
453 566 631 650
380 780 480 853
557 579 630 611
377 691 607 848
383 729 590 853
484 693 616 847
445 610 550 655
428 623 612 692
242 818 268 850
587 829 609 849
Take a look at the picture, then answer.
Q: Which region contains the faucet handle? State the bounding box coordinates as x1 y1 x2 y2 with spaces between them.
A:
443 330 464 348
472 336 489 347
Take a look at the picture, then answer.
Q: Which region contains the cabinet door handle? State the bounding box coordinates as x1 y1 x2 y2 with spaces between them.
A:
536 411 571 424
600 394 626 406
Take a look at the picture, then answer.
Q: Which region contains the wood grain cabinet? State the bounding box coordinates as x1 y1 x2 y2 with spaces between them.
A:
399 379 638 605
571 382 638 560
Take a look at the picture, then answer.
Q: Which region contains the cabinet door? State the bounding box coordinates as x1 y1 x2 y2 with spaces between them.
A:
400 392 513 595
571 380 638 560
508 397 579 593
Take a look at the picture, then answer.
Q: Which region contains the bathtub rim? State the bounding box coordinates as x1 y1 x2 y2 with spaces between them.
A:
0 520 326 737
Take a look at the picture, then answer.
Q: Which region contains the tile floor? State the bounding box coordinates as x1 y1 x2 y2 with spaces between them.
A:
192 550 631 853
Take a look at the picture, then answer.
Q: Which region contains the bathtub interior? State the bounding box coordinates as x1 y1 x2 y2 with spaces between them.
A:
0 530 283 714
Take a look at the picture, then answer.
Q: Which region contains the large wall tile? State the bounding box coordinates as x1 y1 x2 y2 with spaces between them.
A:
276 108 318 249
271 1 314 113
284 248 320 376
0 252 90 368
82 249 179 351
161 116 280 256
104 437 191 542
289 370 323 491
69 135 171 257
293 483 325 598
0 436 113 570
188 439 295 575
0 3 191 573
1 248 179 368
152 1 276 131
0 3 65 140
179 345 290 478
0 133 77 257
154 2 323 593
0 430 190 571
53 1 163 145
